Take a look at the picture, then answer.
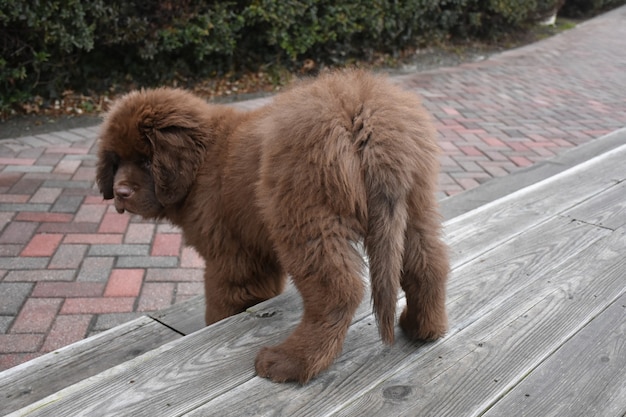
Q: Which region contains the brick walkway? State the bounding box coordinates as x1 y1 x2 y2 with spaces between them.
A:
1 6 625 371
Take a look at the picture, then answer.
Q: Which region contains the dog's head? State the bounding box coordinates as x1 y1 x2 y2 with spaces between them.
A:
96 88 210 218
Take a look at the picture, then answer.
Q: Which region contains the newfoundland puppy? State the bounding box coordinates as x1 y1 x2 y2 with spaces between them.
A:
96 70 449 383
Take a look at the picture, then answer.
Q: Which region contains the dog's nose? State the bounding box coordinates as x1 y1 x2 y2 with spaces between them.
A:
114 185 133 199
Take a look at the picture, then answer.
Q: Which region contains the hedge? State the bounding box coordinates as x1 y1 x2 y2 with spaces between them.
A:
1 0 623 114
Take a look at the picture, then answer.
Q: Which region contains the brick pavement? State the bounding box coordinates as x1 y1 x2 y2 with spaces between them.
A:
1 6 625 371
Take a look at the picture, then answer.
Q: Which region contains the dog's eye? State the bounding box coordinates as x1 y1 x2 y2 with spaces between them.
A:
141 158 152 169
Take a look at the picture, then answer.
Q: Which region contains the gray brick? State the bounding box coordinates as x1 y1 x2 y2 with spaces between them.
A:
4 269 76 282
3 165 53 173
88 244 150 257
92 312 144 332
0 257 49 269
0 316 13 333
77 257 114 282
51 195 83 213
43 180 93 189
0 203 51 212
0 282 33 314
116 256 178 268
49 244 88 269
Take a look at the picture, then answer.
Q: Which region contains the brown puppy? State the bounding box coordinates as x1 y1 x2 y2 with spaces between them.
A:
96 70 449 384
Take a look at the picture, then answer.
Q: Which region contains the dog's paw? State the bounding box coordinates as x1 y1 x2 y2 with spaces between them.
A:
399 307 447 342
255 345 313 384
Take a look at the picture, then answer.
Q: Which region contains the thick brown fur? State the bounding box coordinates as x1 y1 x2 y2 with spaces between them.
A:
96 69 449 384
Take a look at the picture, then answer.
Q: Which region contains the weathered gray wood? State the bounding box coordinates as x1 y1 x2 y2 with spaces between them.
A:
444 143 625 267
0 316 181 415
563 180 626 231
8 145 626 417
482 292 626 417
186 217 612 416
10 215 607 417
332 227 625 417
149 294 206 335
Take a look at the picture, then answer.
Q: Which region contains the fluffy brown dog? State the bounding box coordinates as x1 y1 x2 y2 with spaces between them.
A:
96 70 449 383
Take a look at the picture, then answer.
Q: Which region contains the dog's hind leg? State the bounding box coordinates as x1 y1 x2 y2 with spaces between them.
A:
398 191 449 341
254 212 365 384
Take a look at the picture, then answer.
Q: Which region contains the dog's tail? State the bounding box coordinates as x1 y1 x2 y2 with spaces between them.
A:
362 166 409 345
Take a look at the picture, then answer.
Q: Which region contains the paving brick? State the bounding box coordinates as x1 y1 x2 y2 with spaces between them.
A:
180 247 205 268
77 257 115 282
124 223 156 244
104 269 144 297
72 166 97 181
0 316 13 333
0 194 30 203
116 256 179 268
61 297 135 314
177 282 204 296
51 195 84 213
73 203 107 223
0 282 33 315
146 268 204 282
37 222 98 234
0 334 44 353
0 353 42 371
137 282 176 312
49 244 88 269
0 257 49 270
0 243 21 256
0 222 38 244
11 298 63 333
98 212 130 234
4 269 76 282
21 233 64 257
41 315 93 353
15 212 73 223
88 244 150 257
64 233 123 244
53 159 81 175
151 233 182 256
32 282 105 298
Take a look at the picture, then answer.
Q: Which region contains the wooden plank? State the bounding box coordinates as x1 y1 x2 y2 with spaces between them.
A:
185 218 612 416
444 143 625 267
9 147 625 416
483 292 626 417
331 227 625 417
9 191 615 416
149 294 206 335
563 180 626 231
0 316 181 415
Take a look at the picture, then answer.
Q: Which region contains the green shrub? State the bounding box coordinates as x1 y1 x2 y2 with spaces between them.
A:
2 0 623 115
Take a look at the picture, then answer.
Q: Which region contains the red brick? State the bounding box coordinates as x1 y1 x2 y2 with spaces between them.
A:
20 233 64 257
0 353 42 371
45 147 89 155
510 156 533 167
151 233 182 256
41 315 92 353
84 195 113 205
98 212 130 233
0 334 44 353
104 269 144 297
0 194 29 203
0 157 36 165
15 212 73 223
53 160 81 175
458 146 484 157
180 247 205 268
32 282 105 298
61 297 135 314
11 298 62 333
63 233 123 244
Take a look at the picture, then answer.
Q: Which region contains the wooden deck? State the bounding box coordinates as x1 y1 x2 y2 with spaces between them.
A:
2 143 625 417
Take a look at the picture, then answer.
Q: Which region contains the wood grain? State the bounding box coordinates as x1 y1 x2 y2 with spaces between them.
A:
0 316 181 415
332 226 626 417
482 292 626 417
189 218 611 416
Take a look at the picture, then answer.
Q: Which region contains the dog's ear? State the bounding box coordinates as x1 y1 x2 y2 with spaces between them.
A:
96 150 118 200
143 122 206 206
